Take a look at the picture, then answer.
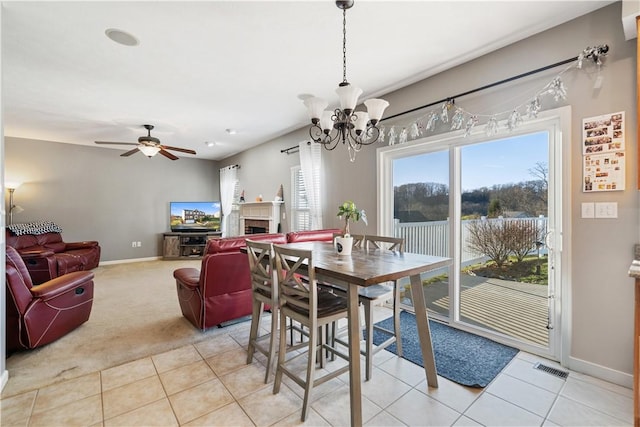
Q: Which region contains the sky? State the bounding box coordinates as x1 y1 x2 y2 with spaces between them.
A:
170 201 221 216
393 132 548 191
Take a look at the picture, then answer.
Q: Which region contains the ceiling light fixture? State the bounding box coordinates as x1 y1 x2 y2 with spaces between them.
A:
303 0 389 162
139 145 161 157
225 129 237 135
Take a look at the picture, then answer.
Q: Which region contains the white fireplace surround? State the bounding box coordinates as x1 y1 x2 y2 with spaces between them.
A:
239 201 283 235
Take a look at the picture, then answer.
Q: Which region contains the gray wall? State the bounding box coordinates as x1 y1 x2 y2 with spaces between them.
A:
220 3 637 383
4 138 220 261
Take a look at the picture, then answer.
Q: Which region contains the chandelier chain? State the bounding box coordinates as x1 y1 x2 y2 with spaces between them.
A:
342 8 347 84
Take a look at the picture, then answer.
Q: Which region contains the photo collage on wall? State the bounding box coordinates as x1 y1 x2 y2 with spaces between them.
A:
582 111 625 192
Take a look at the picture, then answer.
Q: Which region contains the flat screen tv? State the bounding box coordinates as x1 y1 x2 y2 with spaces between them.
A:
170 201 222 232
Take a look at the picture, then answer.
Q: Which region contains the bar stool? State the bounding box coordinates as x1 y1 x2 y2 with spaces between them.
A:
360 235 405 381
245 239 279 383
272 244 350 422
331 235 405 381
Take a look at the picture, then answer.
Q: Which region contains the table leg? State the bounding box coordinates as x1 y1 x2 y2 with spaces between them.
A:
347 284 362 426
409 273 439 388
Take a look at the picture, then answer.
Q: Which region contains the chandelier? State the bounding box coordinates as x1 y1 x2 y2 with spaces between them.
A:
303 0 389 162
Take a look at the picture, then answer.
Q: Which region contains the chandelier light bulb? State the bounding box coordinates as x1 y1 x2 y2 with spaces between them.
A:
304 97 329 123
364 98 389 124
335 84 363 113
353 111 369 134
320 111 334 133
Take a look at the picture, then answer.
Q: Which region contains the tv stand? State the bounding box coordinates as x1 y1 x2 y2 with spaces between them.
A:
163 231 222 259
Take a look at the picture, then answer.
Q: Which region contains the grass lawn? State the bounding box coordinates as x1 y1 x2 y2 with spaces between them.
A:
464 255 548 285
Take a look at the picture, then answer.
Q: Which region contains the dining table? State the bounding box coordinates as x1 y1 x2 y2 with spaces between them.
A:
276 240 451 426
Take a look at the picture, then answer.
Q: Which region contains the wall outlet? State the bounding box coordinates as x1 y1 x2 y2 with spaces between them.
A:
137 241 142 247
131 241 136 247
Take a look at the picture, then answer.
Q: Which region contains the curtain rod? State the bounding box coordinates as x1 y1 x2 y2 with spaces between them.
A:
383 55 579 122
280 141 311 155
280 45 608 154
220 164 240 170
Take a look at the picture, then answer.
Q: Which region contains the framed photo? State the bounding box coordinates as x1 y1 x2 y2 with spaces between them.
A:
582 111 624 154
582 111 625 192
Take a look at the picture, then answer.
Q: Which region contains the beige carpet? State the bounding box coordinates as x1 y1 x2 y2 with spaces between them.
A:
3 259 252 398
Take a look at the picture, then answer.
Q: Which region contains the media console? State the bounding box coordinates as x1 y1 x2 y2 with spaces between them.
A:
163 231 222 259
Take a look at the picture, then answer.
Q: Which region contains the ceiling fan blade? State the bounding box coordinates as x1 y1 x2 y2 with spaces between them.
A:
121 148 140 157
95 141 139 146
161 145 196 155
159 149 179 160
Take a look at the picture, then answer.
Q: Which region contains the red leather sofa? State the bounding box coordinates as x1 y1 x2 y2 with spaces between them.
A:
5 246 94 352
6 228 101 285
173 229 340 330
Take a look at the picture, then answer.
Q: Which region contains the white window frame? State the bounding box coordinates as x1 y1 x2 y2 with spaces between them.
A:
377 106 572 364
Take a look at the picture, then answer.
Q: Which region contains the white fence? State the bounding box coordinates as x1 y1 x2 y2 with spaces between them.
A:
394 216 548 265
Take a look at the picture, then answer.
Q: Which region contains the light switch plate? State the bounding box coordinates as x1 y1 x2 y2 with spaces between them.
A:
581 202 595 218
595 202 618 218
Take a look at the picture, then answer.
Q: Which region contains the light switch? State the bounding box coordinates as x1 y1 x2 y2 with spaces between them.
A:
581 202 594 218
595 202 618 218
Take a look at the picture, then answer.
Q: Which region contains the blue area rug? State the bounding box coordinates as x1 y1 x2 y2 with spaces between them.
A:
372 311 519 387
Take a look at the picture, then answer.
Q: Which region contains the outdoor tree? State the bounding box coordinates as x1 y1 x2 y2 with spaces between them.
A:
466 218 511 267
487 199 503 217
467 217 544 266
507 220 543 263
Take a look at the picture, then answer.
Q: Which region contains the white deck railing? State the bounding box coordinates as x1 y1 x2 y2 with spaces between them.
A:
393 216 548 265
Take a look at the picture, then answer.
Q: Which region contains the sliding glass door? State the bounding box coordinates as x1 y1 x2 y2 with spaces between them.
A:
378 108 568 359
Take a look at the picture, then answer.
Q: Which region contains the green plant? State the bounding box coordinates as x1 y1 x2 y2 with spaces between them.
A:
337 200 368 236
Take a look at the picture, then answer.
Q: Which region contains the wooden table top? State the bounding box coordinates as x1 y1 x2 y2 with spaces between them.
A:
275 241 451 286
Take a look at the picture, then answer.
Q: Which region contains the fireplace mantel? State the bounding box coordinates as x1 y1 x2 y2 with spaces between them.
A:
239 201 284 234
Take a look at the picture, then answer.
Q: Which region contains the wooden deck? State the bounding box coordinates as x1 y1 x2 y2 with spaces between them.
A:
404 275 549 347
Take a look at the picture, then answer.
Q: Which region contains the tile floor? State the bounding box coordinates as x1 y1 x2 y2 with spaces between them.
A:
1 308 634 427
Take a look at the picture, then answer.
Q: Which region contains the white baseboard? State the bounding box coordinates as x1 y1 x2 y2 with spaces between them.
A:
1 369 8 392
568 356 633 388
99 256 162 266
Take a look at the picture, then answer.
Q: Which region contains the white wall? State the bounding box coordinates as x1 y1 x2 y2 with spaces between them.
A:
221 2 637 384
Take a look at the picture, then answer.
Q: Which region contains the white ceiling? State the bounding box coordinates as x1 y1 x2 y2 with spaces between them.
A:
3 0 615 161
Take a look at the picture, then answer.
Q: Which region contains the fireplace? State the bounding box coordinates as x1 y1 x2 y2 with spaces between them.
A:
239 201 283 235
244 219 269 234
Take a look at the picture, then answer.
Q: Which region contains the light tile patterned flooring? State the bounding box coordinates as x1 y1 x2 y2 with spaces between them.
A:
1 307 634 427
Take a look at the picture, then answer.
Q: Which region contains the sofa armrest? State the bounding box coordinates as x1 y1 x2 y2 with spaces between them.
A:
174 268 200 289
31 271 95 301
65 241 99 250
20 250 56 259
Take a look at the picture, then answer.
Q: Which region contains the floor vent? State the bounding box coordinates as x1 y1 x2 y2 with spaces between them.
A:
533 362 569 379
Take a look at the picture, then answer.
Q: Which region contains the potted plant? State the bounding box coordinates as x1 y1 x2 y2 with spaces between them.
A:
337 200 368 236
335 201 367 255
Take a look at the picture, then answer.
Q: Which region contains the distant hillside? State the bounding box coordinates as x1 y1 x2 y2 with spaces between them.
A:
394 179 547 222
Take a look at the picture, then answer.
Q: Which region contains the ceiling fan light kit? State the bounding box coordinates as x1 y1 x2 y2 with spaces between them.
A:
303 0 389 162
94 124 196 160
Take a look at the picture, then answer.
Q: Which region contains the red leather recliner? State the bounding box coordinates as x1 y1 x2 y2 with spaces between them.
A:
5 246 94 352
174 233 287 330
173 229 343 331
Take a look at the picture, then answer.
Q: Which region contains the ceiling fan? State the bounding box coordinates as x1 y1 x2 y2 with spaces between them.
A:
94 124 196 160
